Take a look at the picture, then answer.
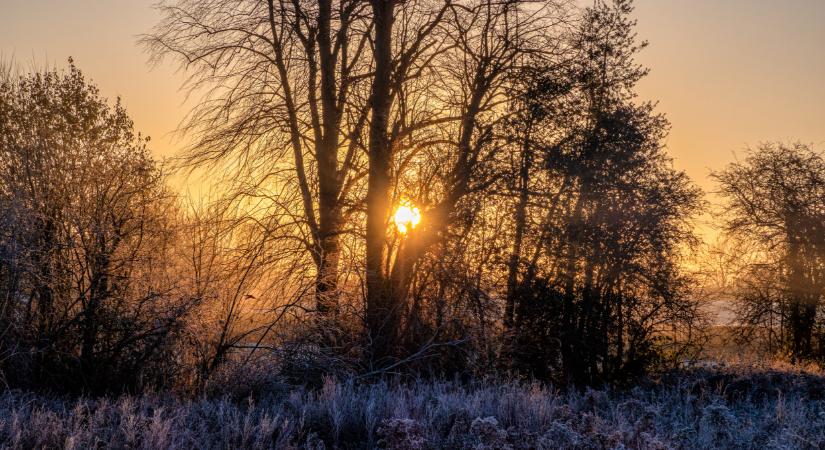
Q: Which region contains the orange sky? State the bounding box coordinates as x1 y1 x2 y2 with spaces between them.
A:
2 0 824 204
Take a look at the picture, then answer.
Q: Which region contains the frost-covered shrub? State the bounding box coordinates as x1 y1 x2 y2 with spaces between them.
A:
698 403 738 448
202 359 289 401
377 418 426 450
540 421 582 448
469 417 510 450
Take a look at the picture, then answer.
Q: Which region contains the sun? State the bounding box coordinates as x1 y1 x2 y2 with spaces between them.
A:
393 200 421 234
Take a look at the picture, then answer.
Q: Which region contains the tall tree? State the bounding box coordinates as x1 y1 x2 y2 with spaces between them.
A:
144 0 375 316
502 0 704 383
363 0 564 363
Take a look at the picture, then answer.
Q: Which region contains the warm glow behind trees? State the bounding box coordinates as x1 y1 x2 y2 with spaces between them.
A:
714 143 825 360
0 0 728 392
135 0 709 377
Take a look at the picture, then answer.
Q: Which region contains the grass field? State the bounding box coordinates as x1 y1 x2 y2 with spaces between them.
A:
1 359 824 449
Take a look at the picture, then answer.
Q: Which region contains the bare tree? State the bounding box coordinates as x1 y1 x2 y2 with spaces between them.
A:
144 0 375 316
714 143 825 360
364 0 569 363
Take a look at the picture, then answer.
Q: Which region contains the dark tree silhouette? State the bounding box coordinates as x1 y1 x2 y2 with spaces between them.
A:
0 62 186 392
715 143 825 361
144 0 377 318
502 0 704 383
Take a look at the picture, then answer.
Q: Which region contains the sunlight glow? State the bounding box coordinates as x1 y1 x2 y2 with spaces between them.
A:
393 200 421 235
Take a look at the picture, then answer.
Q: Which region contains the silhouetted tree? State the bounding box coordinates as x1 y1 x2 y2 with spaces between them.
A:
145 0 573 367
0 61 187 393
504 0 704 383
714 143 825 360
363 0 569 365
144 0 376 317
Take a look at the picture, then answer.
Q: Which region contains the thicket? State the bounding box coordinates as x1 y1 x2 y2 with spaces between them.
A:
13 0 825 397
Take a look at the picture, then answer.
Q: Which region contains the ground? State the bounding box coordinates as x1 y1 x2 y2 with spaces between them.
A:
1 359 824 449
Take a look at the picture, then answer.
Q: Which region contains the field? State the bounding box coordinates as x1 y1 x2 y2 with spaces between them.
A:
1 359 824 449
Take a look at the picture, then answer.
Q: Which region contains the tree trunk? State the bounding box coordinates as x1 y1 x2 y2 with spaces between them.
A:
787 230 815 359
365 0 397 363
266 0 343 317
315 0 342 316
505 126 533 330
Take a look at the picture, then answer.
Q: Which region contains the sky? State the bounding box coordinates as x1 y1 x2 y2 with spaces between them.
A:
2 0 824 202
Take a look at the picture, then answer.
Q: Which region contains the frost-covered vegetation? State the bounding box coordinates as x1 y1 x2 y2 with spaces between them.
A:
1 360 824 449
